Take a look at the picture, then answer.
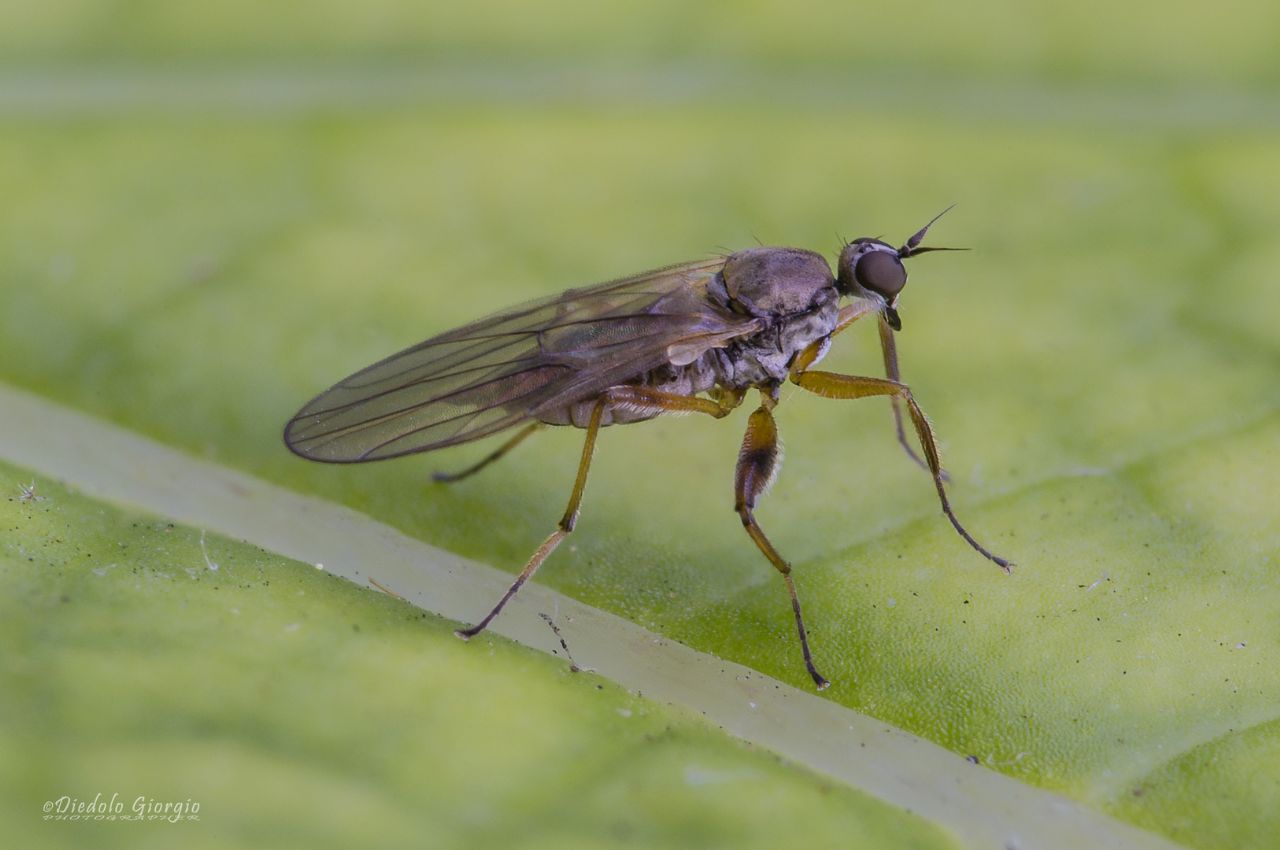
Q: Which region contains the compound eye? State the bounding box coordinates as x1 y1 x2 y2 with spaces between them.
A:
854 250 907 299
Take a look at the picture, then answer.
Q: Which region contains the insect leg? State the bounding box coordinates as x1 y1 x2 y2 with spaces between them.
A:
433 423 542 483
877 315 947 480
789 300 877 375
436 384 739 487
790 370 1011 572
454 385 739 639
734 391 830 690
455 399 606 640
601 385 743 418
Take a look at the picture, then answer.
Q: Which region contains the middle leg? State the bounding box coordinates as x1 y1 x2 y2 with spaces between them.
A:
734 388 830 690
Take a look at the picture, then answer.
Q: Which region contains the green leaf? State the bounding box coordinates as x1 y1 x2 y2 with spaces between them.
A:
0 461 960 850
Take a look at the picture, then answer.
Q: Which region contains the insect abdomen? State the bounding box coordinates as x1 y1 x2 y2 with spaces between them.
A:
538 357 720 428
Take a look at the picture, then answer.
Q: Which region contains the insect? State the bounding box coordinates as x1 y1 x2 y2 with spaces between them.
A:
284 209 1011 689
18 479 46 503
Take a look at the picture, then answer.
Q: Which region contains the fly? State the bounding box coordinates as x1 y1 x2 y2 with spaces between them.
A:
284 209 1011 690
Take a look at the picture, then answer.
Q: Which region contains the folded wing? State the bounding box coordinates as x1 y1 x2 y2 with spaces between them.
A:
284 257 758 462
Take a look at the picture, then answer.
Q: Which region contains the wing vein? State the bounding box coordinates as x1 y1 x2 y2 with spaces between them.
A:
284 256 755 462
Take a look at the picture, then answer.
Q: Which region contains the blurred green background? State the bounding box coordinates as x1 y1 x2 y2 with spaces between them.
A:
3 2 1279 848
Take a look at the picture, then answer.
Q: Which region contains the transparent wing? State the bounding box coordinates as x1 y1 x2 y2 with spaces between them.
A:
284 257 758 462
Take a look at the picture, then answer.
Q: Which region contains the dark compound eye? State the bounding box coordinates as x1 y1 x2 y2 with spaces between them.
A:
854 250 907 299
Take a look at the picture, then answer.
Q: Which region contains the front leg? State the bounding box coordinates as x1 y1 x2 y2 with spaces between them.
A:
790 369 1011 572
734 388 830 690
878 314 945 478
790 306 942 478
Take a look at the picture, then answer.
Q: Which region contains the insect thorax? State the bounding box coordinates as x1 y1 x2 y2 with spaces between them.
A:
544 247 842 428
706 247 842 389
637 254 842 398
709 295 839 388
